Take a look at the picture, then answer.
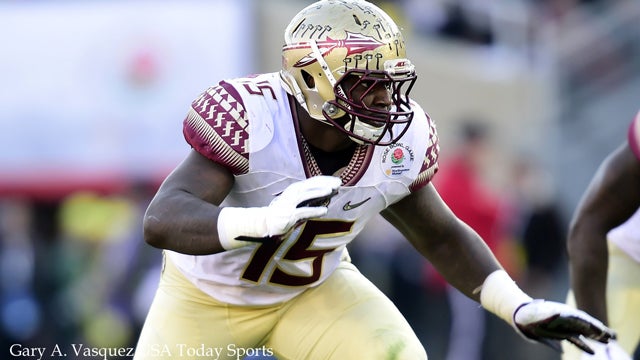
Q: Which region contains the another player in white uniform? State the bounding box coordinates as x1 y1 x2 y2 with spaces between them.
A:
564 111 640 360
134 1 616 359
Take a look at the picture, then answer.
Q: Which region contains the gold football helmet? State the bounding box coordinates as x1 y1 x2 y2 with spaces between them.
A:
281 0 417 145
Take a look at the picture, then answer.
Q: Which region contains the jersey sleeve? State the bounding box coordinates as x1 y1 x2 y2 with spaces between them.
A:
182 81 250 175
628 110 640 161
409 113 440 192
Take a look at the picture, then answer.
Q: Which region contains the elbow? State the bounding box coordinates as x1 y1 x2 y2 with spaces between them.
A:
565 219 580 256
566 215 608 260
566 216 591 260
143 213 169 249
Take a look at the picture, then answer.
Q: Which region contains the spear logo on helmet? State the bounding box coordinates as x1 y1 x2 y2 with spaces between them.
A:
289 32 384 68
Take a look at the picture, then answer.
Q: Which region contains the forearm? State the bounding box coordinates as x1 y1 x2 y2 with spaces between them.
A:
408 219 531 324
383 185 504 300
418 219 503 301
567 219 609 323
566 144 640 323
143 174 341 255
143 191 226 255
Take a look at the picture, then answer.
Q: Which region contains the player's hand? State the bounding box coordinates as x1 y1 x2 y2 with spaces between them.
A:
261 175 341 237
578 339 631 359
513 300 616 355
217 176 341 249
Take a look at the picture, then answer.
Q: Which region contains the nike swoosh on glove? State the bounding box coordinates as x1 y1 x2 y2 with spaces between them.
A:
514 300 617 355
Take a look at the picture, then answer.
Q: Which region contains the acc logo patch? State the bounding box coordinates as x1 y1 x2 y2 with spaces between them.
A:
381 143 415 178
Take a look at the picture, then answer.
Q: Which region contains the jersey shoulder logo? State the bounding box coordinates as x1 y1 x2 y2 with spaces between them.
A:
380 142 415 178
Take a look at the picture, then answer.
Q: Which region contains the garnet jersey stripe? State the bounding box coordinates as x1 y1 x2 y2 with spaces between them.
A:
409 111 440 193
183 81 250 175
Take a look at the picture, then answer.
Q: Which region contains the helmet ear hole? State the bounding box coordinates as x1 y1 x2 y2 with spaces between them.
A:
301 70 315 89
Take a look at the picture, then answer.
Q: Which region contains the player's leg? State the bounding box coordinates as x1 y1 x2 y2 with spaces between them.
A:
268 261 427 360
606 242 640 355
133 253 278 360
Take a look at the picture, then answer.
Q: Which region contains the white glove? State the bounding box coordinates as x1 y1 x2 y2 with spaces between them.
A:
479 271 616 355
514 299 617 355
576 339 632 360
217 176 341 250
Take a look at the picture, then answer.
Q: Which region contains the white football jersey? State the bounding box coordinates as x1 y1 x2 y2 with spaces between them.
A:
609 209 640 263
168 72 440 305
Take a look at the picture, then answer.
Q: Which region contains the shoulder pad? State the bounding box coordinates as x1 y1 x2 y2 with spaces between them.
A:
183 81 249 175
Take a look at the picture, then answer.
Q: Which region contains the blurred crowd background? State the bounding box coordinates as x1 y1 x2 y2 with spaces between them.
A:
1 0 638 359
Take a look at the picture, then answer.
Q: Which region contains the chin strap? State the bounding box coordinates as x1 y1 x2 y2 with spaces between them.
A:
279 72 308 112
309 40 338 89
309 40 350 120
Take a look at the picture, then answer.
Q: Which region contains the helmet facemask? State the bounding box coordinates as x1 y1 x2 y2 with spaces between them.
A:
324 61 416 146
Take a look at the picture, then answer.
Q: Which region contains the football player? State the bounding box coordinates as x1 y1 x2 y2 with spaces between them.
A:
563 110 640 360
133 1 616 359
